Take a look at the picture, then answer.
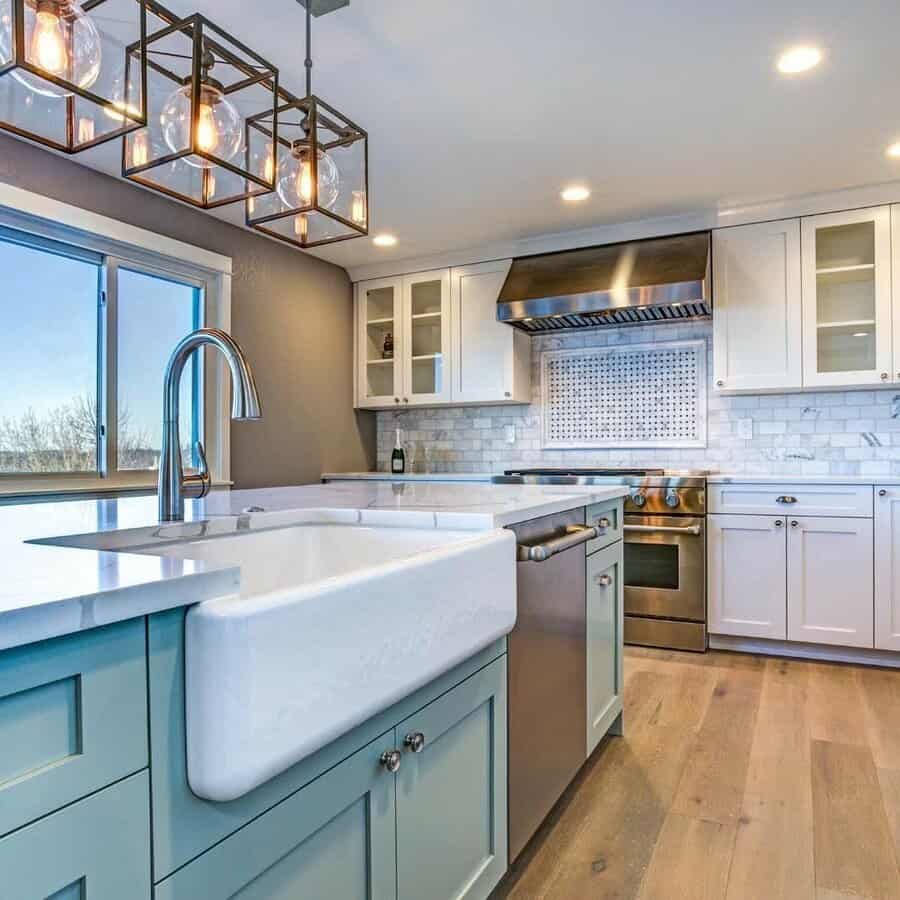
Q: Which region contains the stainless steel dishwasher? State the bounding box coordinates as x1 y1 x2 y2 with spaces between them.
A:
507 507 597 862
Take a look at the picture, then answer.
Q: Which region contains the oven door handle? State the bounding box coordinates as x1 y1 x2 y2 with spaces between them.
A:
517 524 599 562
624 523 702 536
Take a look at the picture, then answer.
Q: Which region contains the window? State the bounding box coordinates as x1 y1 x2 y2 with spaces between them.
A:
0 204 229 497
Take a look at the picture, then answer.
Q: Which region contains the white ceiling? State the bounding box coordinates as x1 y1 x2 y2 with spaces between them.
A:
71 0 900 272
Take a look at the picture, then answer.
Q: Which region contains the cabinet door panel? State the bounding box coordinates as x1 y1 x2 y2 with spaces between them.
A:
586 543 623 755
402 269 452 405
357 277 403 408
708 515 786 639
875 486 900 650
0 772 150 900
801 206 892 388
787 517 874 647
395 656 507 900
712 220 801 392
155 733 397 900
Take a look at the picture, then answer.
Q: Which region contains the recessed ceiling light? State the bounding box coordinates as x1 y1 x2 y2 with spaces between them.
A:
373 234 398 248
886 143 900 159
776 45 823 74
561 185 591 203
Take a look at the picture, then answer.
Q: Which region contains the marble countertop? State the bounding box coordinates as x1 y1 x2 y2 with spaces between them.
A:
0 481 626 652
322 472 494 482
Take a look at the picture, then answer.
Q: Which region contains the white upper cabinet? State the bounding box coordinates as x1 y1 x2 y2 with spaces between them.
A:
712 220 802 393
801 206 892 388
357 276 404 409
891 205 900 382
402 269 452 406
450 261 531 405
355 264 531 409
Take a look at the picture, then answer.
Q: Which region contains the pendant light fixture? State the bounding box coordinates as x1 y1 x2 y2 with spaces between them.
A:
122 3 278 209
0 0 148 152
246 0 367 249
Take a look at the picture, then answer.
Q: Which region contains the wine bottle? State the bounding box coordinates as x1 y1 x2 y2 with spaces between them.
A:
391 429 405 474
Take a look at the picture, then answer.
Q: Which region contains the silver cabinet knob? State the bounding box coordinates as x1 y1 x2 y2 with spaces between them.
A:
394 397 400 404
631 493 647 508
775 519 784 527
379 749 402 773
403 732 426 753
595 573 613 587
403 397 409 403
879 489 888 497
504 391 511 398
716 379 725 388
776 495 797 504
790 520 799 528
882 372 890 381
595 516 611 532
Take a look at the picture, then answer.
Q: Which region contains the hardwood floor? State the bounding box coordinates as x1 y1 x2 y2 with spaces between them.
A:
492 647 900 900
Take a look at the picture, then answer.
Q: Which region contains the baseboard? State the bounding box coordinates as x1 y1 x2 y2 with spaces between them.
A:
709 634 900 669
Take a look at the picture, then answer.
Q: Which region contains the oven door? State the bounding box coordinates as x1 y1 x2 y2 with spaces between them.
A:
623 514 706 622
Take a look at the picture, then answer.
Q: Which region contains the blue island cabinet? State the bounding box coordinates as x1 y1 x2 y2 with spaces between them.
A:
154 654 508 900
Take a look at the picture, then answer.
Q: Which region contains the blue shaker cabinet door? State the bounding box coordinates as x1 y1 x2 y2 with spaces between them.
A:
154 731 399 900
395 655 508 900
586 542 624 756
0 771 151 899
0 618 148 837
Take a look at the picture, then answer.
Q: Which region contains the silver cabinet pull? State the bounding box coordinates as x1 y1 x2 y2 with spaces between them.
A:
775 519 784 527
623 523 702 536
882 372 890 381
517 524 599 562
379 750 402 773
776 495 798 504
595 573 613 587
595 516 611 532
879 489 888 497
790 520 799 528
403 397 409 403
716 379 725 388
394 397 400 404
404 732 426 753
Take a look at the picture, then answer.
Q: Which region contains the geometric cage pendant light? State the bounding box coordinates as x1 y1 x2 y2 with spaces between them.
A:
0 0 149 153
246 0 367 249
122 1 279 210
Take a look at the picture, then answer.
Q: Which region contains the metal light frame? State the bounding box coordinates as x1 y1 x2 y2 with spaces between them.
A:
0 0 148 153
245 0 368 249
121 1 279 210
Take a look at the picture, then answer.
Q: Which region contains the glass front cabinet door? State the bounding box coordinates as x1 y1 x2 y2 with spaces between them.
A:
401 269 452 405
801 206 892 387
358 277 403 408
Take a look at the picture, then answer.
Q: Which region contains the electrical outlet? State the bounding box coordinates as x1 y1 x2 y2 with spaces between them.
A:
738 418 754 440
504 425 516 444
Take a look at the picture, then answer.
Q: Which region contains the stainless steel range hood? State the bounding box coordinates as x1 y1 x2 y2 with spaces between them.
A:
497 231 711 332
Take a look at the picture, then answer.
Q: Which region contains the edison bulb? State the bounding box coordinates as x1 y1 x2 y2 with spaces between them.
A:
160 82 242 169
7 0 101 98
276 146 339 209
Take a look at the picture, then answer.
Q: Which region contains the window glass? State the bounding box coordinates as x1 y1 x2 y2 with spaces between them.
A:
0 238 99 473
116 267 201 471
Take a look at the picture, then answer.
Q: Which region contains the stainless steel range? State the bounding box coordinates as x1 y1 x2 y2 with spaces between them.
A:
495 468 708 652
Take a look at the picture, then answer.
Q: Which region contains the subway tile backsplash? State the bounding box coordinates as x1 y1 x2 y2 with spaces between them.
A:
376 321 900 477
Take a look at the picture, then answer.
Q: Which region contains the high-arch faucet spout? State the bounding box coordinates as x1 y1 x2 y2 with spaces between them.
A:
158 328 261 522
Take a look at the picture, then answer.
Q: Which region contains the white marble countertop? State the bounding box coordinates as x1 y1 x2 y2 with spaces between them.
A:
322 472 494 482
0 481 626 652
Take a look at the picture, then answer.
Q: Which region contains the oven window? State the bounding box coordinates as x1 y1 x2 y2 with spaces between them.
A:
625 543 680 590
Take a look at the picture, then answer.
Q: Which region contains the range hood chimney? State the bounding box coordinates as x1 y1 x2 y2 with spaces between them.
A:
497 231 711 332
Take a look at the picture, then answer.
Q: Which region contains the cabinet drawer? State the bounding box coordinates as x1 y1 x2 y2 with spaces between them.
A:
155 733 397 900
586 499 624 554
709 482 872 518
0 771 151 899
0 619 148 838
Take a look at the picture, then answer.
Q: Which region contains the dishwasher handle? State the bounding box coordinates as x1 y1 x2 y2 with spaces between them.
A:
517 524 598 562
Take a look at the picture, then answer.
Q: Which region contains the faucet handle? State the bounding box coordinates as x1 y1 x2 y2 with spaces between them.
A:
183 441 211 500
195 441 209 479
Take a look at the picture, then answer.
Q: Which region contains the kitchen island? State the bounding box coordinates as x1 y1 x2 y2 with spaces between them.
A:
0 480 626 900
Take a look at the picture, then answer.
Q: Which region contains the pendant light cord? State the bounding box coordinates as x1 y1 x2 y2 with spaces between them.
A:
304 0 312 97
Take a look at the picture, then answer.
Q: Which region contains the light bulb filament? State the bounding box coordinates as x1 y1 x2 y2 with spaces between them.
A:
298 159 313 204
196 102 218 154
32 8 67 77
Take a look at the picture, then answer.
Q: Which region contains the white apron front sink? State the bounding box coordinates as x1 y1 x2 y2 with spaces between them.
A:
144 523 517 802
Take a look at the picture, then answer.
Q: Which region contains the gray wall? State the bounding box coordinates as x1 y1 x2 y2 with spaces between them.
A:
0 134 375 489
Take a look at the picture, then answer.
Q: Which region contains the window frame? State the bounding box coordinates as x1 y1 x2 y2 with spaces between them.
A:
0 185 233 499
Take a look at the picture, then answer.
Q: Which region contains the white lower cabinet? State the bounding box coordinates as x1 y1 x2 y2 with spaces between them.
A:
708 515 787 640
709 506 875 650
786 517 874 648
875 486 900 651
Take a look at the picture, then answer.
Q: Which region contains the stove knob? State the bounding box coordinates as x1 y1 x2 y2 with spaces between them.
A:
631 492 647 508
665 490 680 509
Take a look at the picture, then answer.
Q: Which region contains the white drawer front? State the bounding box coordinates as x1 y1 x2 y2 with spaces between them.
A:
709 483 872 518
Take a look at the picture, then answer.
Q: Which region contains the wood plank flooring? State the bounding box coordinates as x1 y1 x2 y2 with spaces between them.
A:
491 647 900 900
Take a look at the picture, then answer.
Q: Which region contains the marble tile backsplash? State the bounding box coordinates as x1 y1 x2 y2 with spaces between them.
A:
376 320 900 477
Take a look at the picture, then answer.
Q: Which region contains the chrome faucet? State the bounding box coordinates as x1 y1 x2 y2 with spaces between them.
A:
158 328 261 522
